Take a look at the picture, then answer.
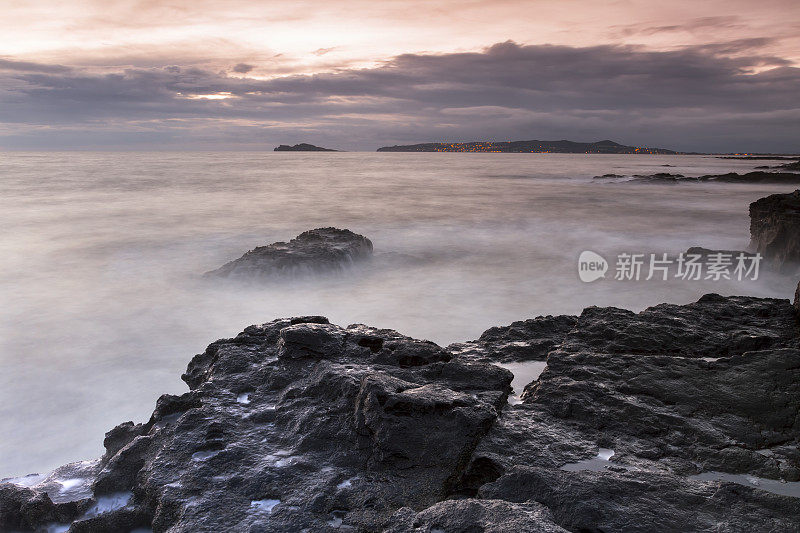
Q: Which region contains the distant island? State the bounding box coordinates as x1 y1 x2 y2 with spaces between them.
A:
376 139 677 154
274 143 337 152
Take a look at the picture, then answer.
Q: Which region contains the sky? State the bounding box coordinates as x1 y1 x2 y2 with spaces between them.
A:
1 0 798 152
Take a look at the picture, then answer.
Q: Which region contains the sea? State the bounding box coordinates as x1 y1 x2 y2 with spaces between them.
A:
1 151 797 477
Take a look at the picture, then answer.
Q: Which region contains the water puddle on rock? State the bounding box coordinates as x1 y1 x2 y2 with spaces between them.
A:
82 491 133 518
496 361 547 405
251 499 280 513
561 449 616 472
690 471 800 498
236 393 251 404
191 450 222 461
337 477 355 490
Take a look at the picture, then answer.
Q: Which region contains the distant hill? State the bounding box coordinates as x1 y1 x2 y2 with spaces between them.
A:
274 143 337 152
376 139 677 154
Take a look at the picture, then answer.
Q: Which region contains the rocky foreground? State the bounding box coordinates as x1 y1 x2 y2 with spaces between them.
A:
2 291 800 532
205 228 373 280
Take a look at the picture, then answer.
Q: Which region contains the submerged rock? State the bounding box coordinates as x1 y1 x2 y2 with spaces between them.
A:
205 227 373 280
685 246 753 256
594 171 800 184
749 190 800 271
2 295 800 531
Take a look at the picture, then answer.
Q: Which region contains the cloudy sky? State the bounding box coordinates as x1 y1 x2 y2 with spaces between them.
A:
1 0 798 151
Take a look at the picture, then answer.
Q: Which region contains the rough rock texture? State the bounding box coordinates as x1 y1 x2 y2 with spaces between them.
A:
594 171 800 183
3 295 800 532
448 315 578 363
749 190 800 271
795 281 800 316
205 228 373 279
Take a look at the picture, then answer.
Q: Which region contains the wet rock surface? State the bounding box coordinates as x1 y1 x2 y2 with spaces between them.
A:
3 294 800 532
750 190 800 272
448 315 578 363
205 227 373 280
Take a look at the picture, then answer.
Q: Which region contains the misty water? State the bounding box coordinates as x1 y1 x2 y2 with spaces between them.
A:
1 152 797 477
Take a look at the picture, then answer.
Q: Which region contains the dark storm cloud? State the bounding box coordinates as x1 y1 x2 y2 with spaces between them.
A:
232 63 254 74
1 41 798 151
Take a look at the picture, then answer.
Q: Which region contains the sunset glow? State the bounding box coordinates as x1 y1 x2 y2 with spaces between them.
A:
0 0 798 151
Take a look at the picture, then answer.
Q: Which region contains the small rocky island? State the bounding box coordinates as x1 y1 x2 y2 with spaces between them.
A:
205 228 373 280
274 144 337 152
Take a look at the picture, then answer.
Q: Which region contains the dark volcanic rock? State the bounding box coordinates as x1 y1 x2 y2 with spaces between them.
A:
749 190 800 271
3 295 800 532
795 281 800 315
706 171 800 183
448 315 578 363
205 227 373 279
460 294 800 532
1 317 511 532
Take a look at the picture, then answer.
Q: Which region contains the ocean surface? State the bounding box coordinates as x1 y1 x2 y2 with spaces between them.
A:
1 152 797 477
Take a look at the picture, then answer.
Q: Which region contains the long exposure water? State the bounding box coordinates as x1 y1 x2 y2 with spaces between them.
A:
1 151 796 476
